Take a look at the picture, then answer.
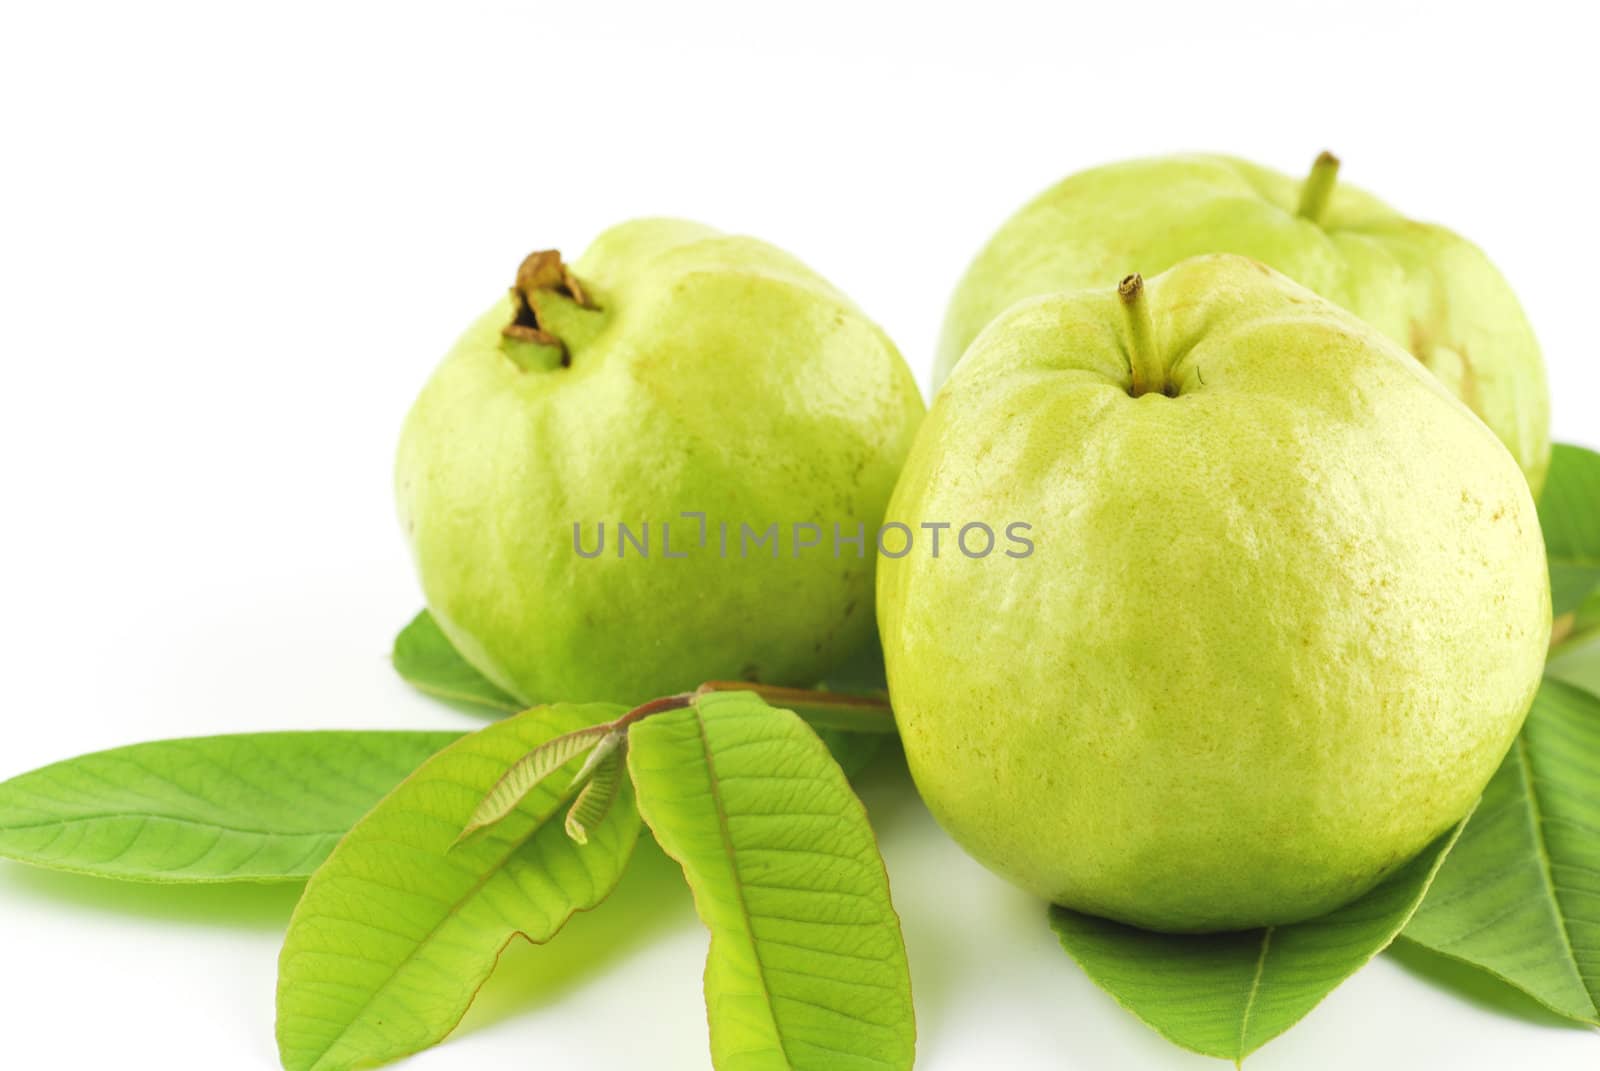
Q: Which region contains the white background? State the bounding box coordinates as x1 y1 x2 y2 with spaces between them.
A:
1 1 1595 1067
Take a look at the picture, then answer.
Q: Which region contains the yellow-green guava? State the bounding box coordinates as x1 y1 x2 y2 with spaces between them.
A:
398 219 924 706
882 254 1550 932
937 152 1550 492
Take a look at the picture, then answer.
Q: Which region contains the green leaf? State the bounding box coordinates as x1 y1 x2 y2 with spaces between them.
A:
813 730 885 780
628 690 916 1071
0 731 460 883
1547 629 1600 697
1050 820 1466 1062
276 703 640 1071
564 750 623 845
1547 586 1600 694
1540 443 1600 615
459 723 613 839
392 609 521 712
1568 586 1600 635
817 634 890 695
1403 679 1600 1024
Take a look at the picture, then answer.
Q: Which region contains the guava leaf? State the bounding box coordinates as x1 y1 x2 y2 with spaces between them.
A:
812 730 885 780
1403 679 1600 1024
0 731 460 883
1547 587 1600 695
276 703 639 1071
460 723 613 838
564 749 622 844
627 690 916 1070
818 635 890 695
1547 628 1600 697
1539 443 1600 616
1050 819 1466 1062
392 609 521 713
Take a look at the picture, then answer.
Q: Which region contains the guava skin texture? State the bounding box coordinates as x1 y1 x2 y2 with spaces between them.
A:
936 153 1551 492
397 219 925 707
882 254 1550 933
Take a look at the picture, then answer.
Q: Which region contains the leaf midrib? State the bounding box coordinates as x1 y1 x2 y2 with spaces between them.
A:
689 704 794 1067
1512 735 1596 1008
1235 926 1273 1059
0 811 347 840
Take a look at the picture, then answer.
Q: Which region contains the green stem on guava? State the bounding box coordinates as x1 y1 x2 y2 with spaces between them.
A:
500 249 599 371
611 691 696 730
699 680 899 733
611 680 898 735
1118 274 1164 397
1296 150 1341 224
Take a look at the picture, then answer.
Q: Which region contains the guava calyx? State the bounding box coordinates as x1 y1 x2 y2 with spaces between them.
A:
1296 149 1341 224
501 250 598 371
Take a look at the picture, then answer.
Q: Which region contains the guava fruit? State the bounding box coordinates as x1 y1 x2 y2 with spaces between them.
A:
882 254 1550 932
937 152 1550 492
397 219 924 706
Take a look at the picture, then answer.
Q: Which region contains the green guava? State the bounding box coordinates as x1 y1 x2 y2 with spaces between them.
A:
937 152 1550 492
397 219 924 706
882 254 1550 932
